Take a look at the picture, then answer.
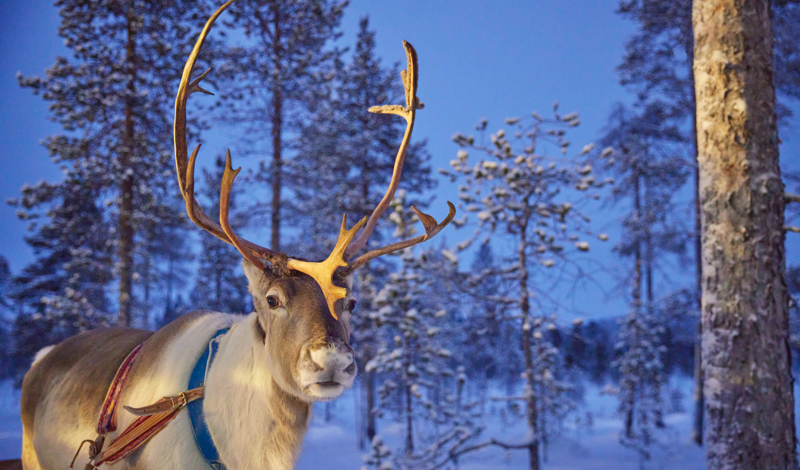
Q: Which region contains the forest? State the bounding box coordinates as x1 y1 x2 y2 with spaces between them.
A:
0 0 799 469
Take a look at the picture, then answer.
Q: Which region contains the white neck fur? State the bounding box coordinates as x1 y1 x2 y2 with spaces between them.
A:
203 313 311 470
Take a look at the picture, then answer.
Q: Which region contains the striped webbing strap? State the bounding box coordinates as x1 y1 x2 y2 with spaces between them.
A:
93 404 184 466
97 343 144 434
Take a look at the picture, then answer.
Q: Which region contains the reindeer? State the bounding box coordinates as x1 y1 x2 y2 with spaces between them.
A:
19 2 454 469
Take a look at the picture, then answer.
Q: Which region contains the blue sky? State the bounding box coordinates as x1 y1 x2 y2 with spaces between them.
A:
2 1 798 320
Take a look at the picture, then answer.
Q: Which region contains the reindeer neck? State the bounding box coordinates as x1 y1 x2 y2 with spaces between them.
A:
203 313 311 470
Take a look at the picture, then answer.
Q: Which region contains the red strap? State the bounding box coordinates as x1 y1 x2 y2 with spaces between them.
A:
97 343 143 434
94 409 181 465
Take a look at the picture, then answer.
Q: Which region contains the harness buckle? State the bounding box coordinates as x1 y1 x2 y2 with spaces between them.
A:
171 392 188 411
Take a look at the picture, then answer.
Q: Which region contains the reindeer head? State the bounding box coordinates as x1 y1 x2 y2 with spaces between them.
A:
173 0 455 402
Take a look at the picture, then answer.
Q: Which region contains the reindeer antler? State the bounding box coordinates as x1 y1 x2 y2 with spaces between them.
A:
342 41 455 270
175 3 455 319
174 0 282 266
174 0 366 320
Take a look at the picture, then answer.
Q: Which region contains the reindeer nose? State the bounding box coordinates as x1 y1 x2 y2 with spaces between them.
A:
306 345 356 376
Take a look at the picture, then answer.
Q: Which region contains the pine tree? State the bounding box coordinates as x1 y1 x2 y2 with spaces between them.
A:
445 108 608 470
191 156 250 314
360 192 482 469
462 242 522 389
217 0 347 252
16 0 210 326
613 309 667 464
694 0 798 467
361 435 394 470
8 177 112 382
366 194 456 457
600 104 688 460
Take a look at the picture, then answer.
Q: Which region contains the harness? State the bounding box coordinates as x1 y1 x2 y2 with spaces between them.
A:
71 329 229 470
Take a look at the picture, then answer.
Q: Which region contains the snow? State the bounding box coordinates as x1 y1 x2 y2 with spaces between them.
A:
3 376 794 468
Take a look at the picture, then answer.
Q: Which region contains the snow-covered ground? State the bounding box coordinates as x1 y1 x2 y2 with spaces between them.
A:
1 377 797 469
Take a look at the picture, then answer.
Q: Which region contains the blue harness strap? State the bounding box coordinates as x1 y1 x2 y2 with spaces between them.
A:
187 328 229 470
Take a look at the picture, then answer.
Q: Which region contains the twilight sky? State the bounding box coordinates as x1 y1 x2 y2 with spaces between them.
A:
1 1 798 320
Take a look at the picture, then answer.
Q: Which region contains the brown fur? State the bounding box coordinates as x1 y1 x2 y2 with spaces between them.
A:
21 327 152 469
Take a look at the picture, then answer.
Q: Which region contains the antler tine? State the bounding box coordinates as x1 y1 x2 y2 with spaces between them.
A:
220 150 266 269
344 201 456 275
174 0 283 264
343 41 425 261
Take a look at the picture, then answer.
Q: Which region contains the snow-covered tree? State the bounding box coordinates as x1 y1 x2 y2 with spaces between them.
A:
600 104 688 459
461 242 522 390
361 435 394 470
8 177 112 383
363 192 483 468
612 309 666 464
15 0 211 326
291 16 434 260
366 194 455 456
444 107 608 470
532 318 578 461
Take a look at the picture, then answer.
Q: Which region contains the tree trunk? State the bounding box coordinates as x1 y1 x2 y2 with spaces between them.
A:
118 7 137 327
626 157 642 439
270 4 283 252
365 368 376 442
518 224 539 470
693 0 798 467
404 340 414 456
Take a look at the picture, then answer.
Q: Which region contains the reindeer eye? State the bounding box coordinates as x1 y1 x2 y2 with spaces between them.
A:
346 299 357 312
266 296 280 308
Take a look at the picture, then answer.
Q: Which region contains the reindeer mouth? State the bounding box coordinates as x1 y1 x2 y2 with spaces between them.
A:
315 381 341 388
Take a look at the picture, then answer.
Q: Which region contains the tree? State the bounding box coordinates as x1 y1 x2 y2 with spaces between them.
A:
693 0 798 467
600 105 689 460
445 108 608 470
615 0 800 443
190 156 250 314
365 193 482 469
16 0 209 326
8 178 112 383
613 309 667 465
218 0 347 252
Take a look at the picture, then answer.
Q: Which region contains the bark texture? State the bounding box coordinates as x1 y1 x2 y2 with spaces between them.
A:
692 0 797 468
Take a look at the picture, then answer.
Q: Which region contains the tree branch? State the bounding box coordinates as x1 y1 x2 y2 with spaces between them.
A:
785 193 800 204
785 225 800 234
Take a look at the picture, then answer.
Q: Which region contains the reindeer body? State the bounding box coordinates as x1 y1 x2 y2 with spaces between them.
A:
21 310 311 470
